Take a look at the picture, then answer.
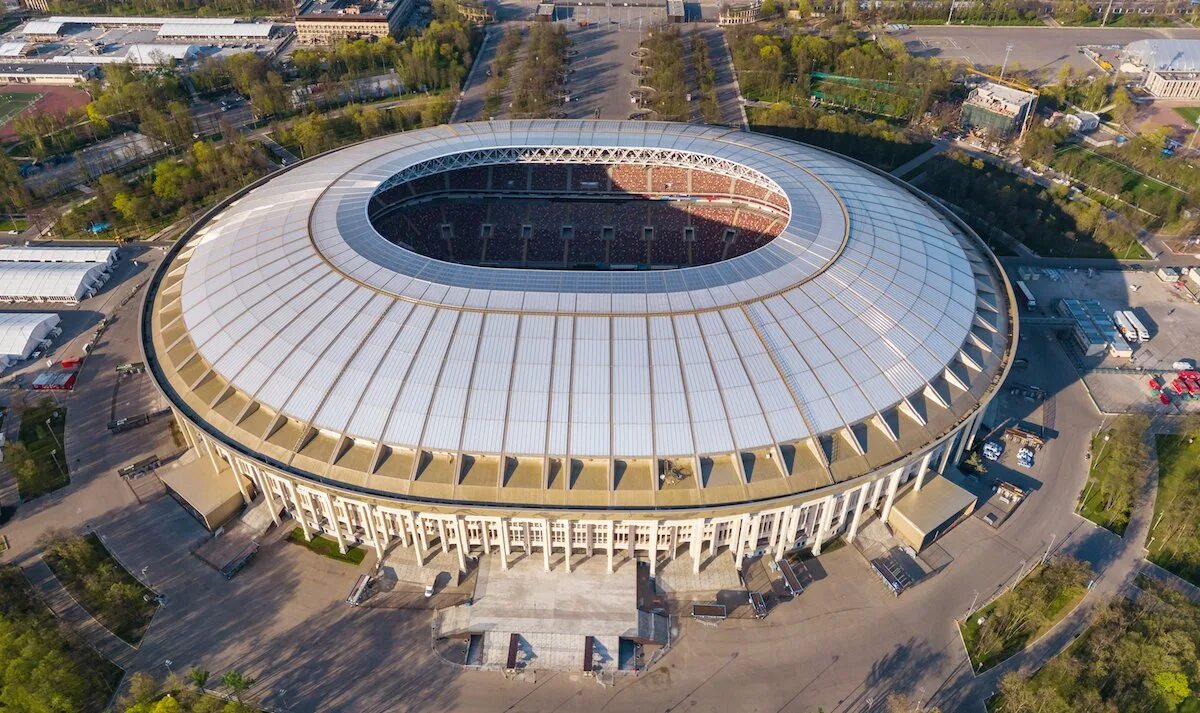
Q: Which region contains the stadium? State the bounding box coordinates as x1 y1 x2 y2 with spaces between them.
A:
142 121 1016 575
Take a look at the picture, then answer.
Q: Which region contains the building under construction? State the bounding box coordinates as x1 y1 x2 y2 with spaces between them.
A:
960 82 1036 138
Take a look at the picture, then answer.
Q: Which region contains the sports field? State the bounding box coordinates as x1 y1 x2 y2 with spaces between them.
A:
0 92 43 128
1175 107 1200 126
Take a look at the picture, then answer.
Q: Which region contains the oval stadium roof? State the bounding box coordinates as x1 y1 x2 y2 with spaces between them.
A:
149 121 1014 510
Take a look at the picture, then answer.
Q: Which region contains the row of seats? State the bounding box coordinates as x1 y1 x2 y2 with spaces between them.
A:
374 199 783 268
394 164 783 206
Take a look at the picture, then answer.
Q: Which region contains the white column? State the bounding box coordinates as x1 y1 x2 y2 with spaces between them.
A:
731 516 746 570
564 520 572 572
284 480 310 539
690 519 704 573
847 481 871 542
606 521 615 574
436 519 450 559
811 497 834 555
774 507 793 562
413 514 429 564
837 492 850 527
497 518 510 570
648 521 659 577
322 494 346 553
480 517 491 556
913 451 934 492
880 467 902 525
542 519 552 572
454 516 469 573
869 477 884 509
259 472 281 526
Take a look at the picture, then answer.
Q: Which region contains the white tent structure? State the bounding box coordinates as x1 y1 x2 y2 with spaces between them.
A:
0 246 117 267
0 312 61 367
0 262 108 303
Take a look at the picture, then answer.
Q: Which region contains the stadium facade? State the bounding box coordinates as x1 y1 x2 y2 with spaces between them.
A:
143 121 1016 574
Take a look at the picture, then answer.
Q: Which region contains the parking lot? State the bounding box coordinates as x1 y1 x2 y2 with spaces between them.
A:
1019 266 1200 414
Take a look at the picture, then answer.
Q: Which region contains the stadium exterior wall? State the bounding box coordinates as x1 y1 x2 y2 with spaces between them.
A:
142 128 1017 574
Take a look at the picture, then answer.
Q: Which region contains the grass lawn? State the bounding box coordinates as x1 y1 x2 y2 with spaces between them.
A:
1053 145 1184 204
287 527 366 565
44 533 158 645
1147 434 1200 586
1077 432 1132 536
1175 107 1200 126
7 400 69 499
0 216 27 232
961 565 1088 672
0 92 42 128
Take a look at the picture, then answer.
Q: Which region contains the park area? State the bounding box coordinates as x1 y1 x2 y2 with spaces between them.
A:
960 557 1091 673
0 565 123 712
989 578 1200 712
1175 107 1200 126
2 399 69 500
1077 415 1150 536
1050 145 1187 217
1147 431 1200 587
44 533 159 645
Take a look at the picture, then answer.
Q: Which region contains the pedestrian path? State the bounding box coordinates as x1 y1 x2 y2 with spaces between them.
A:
23 557 138 668
889 139 948 178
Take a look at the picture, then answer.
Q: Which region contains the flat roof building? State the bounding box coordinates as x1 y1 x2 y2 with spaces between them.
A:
0 312 61 367
1123 39 1200 100
0 62 98 85
296 0 415 44
0 246 117 266
961 82 1036 138
0 262 108 303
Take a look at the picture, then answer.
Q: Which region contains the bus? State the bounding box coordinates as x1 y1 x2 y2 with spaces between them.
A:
1015 281 1036 310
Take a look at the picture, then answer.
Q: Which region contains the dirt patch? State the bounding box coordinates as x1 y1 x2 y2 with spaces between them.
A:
0 85 90 140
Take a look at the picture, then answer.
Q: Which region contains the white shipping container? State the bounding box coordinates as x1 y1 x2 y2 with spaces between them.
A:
1112 311 1137 343
1123 310 1150 343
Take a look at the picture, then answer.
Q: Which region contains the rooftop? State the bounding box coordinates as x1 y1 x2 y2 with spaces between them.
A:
964 82 1036 115
299 0 402 19
1124 38 1200 72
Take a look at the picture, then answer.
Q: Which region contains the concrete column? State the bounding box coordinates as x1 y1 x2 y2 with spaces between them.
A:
747 515 761 555
648 521 659 578
913 451 934 492
414 515 430 562
393 510 408 548
285 480 310 540
542 519 553 572
837 492 850 527
869 477 883 509
371 508 385 561
953 415 976 465
667 523 678 564
774 507 793 562
258 471 281 526
880 467 903 525
321 494 346 553
691 519 704 573
847 482 871 542
436 519 449 559
811 497 834 556
498 518 511 569
523 521 531 555
966 409 986 451
731 516 746 570
937 437 954 473
586 523 594 557
480 517 491 555
454 516 469 573
564 520 572 573
607 521 615 574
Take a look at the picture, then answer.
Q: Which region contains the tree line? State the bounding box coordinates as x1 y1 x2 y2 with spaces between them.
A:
642 25 688 122
993 578 1200 712
511 23 568 117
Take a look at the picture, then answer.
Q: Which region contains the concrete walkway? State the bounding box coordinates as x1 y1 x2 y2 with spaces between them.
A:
888 138 948 178
23 557 138 668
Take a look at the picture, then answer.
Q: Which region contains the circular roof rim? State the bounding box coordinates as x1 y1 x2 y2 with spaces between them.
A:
304 123 853 308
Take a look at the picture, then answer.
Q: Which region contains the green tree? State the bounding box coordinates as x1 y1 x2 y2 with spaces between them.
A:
220 670 255 703
187 667 210 691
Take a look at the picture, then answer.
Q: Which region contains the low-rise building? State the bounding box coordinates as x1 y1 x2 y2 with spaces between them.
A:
1123 39 1200 100
0 62 98 85
960 82 1036 138
718 1 761 24
296 0 414 44
456 0 494 23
